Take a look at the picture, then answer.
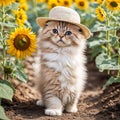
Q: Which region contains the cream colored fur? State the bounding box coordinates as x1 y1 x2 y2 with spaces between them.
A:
36 21 87 116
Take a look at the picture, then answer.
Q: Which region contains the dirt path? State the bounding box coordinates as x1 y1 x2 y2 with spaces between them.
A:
4 57 120 120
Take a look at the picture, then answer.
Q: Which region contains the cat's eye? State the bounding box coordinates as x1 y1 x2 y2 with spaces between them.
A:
52 29 58 34
79 29 82 33
65 31 72 36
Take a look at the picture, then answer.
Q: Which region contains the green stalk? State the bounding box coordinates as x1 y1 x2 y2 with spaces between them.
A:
117 55 120 77
1 5 7 80
106 14 111 57
117 36 120 77
0 98 1 105
113 14 120 78
0 100 1 105
32 0 38 17
106 12 111 75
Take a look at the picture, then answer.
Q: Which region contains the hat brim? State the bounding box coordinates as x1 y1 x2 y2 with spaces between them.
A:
37 17 91 39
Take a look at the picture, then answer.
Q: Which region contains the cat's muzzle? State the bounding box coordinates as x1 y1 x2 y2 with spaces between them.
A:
57 37 65 44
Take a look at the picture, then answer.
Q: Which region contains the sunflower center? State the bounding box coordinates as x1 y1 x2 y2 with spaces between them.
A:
14 34 30 51
79 2 84 6
51 3 56 8
18 14 22 19
110 1 118 7
99 10 103 16
15 0 19 2
64 1 69 5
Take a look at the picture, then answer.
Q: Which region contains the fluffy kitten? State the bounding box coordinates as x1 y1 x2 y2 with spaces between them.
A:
36 21 87 116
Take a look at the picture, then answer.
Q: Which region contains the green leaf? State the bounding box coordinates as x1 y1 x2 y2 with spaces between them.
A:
91 21 119 32
0 106 9 120
0 22 16 28
0 80 14 101
118 48 120 55
6 14 15 20
103 77 120 89
14 69 27 82
109 36 119 45
88 39 108 48
95 53 120 71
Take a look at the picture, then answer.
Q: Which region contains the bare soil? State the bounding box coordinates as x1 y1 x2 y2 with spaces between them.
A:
3 56 120 120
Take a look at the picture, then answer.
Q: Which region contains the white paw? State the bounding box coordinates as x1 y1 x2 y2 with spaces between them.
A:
36 100 44 106
45 109 62 116
66 105 78 113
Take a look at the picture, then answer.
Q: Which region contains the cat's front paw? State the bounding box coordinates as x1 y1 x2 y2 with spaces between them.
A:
45 109 62 116
66 105 78 113
36 100 44 106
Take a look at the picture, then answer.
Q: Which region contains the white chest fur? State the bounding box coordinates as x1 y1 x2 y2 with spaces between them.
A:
41 42 86 92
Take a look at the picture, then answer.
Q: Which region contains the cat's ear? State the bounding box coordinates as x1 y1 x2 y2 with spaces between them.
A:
45 21 50 27
78 28 86 37
45 23 48 27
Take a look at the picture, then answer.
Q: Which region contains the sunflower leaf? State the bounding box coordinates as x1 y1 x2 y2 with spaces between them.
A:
0 22 16 28
95 53 120 71
0 80 14 101
0 106 9 120
14 68 28 82
88 38 109 47
103 77 120 89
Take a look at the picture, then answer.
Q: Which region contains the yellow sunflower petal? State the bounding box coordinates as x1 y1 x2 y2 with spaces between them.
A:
16 50 20 58
0 0 15 6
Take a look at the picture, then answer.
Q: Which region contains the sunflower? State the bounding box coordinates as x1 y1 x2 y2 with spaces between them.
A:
7 27 37 59
96 6 106 22
0 0 15 6
36 0 43 2
19 2 28 11
97 0 105 4
48 0 59 9
15 0 27 3
15 0 28 11
14 9 27 26
75 0 89 10
36 0 48 2
59 0 73 7
105 0 120 11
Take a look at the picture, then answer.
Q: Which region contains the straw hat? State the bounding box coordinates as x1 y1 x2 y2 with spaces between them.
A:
37 6 91 39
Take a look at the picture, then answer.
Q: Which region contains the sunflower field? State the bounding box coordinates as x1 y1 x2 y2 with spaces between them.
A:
0 0 120 119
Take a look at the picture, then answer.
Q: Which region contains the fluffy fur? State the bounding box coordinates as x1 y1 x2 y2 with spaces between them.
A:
36 21 87 116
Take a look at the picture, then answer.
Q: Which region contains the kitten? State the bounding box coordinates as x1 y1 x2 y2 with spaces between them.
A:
36 21 87 116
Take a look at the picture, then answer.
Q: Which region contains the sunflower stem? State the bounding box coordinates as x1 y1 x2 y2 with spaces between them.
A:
106 11 111 57
117 54 120 77
1 5 7 80
117 27 120 78
32 0 38 17
112 12 120 78
0 98 1 105
106 11 111 75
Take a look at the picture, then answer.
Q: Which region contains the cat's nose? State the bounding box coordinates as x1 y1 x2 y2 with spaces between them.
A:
57 36 65 44
59 36 64 40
